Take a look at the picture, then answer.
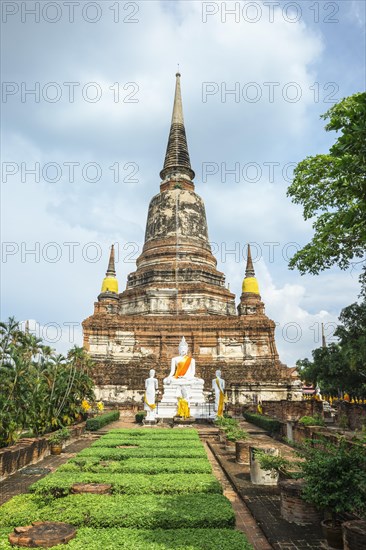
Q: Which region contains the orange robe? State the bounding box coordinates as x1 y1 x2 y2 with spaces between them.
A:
174 355 192 378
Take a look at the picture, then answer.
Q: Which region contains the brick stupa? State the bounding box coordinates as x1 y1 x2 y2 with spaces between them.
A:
82 73 301 405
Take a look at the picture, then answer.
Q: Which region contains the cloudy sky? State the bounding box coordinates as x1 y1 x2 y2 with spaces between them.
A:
1 0 365 365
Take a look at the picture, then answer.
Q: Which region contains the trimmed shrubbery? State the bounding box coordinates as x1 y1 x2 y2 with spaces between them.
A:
135 411 147 423
0 495 43 528
106 429 199 439
298 415 325 427
85 410 120 431
59 457 212 475
243 412 281 435
90 438 202 448
77 447 207 460
0 527 252 549
0 493 235 529
0 427 252 550
30 472 222 498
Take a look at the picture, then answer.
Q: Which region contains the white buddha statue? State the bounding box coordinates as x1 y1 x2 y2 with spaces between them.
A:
144 369 158 421
212 369 225 417
159 337 204 419
164 337 199 384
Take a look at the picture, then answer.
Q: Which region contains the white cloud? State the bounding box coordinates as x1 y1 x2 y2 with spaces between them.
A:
349 1 366 26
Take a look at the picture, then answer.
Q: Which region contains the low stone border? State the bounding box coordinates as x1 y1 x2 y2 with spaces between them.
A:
0 423 85 481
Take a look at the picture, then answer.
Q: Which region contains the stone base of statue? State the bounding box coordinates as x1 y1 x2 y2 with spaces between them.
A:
157 377 208 419
143 418 157 426
144 409 157 422
173 416 195 425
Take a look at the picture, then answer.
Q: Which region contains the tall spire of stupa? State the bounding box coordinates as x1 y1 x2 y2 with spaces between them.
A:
245 244 255 278
160 72 195 183
106 244 116 277
242 244 260 294
100 245 118 294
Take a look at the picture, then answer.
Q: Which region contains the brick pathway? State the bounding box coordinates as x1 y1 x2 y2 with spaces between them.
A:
207 423 327 550
0 435 98 505
204 438 272 550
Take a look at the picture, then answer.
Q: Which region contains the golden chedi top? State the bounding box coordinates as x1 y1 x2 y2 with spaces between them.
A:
101 244 118 294
242 244 260 294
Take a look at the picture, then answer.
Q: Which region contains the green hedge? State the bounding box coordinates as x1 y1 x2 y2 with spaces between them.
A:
0 527 252 550
106 429 199 439
59 457 212 475
30 473 221 498
298 415 325 427
90 438 202 449
0 494 235 529
0 495 43 528
85 410 120 431
243 412 281 434
77 447 207 460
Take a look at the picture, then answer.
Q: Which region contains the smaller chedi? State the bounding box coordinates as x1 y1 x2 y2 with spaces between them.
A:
158 337 206 419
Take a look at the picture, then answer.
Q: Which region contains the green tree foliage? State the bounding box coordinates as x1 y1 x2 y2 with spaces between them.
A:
299 438 366 521
287 92 366 292
0 317 95 447
297 300 366 396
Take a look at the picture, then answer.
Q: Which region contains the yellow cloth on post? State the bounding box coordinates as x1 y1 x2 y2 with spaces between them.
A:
177 398 190 419
174 355 192 378
216 377 225 417
257 404 263 415
144 393 156 410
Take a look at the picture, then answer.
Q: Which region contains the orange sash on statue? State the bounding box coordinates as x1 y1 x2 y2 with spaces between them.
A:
216 377 225 417
174 355 192 378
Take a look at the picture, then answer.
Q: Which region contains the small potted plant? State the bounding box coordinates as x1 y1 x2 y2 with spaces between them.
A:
48 427 70 455
225 426 248 452
254 450 293 480
214 416 238 445
254 450 322 525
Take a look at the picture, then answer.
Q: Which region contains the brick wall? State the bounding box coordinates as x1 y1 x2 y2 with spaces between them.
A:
0 422 85 481
260 400 323 421
334 401 366 430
